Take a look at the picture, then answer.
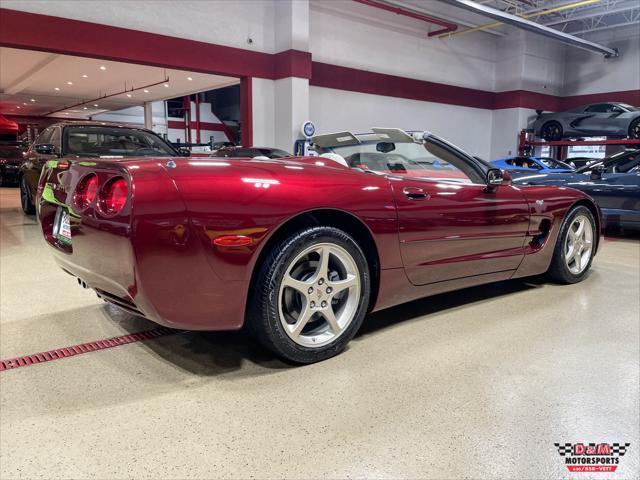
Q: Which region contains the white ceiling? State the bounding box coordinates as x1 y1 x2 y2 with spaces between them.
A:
0 47 238 118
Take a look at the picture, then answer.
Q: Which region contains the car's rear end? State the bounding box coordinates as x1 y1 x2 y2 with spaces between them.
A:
37 157 247 330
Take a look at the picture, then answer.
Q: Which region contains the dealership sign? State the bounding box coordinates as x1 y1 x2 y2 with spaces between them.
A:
554 442 631 473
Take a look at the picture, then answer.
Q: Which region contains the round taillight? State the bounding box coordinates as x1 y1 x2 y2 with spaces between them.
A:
73 174 99 210
100 177 129 216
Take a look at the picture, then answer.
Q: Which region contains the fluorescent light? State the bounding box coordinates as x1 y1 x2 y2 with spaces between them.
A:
23 102 27 105
143 89 149 93
54 87 60 91
93 104 98 107
82 74 88 78
16 106 21 109
83 107 88 110
187 76 193 81
67 81 73 85
163 83 169 87
30 98 35 102
126 94 132 97
99 65 106 70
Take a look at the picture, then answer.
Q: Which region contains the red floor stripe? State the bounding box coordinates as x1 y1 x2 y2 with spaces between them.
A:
0 327 175 372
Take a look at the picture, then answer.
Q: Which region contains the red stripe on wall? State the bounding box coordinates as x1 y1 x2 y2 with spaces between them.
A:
0 8 636 114
311 62 640 111
0 8 311 80
310 62 496 110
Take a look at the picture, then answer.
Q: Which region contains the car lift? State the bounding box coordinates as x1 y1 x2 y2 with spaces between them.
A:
518 130 640 160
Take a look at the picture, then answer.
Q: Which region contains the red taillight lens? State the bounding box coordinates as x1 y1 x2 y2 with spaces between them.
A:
73 174 99 209
100 177 129 216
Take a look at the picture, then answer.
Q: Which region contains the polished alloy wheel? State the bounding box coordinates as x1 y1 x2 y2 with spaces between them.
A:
564 214 593 275
278 242 361 347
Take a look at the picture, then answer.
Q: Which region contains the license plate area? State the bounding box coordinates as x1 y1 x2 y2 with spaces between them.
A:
53 207 72 244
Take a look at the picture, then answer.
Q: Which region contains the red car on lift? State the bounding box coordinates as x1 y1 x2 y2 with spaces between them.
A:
36 127 601 364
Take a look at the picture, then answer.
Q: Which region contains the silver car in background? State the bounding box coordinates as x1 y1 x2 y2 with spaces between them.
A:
533 102 640 141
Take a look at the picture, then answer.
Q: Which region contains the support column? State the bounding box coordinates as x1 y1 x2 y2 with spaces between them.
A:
272 0 310 152
143 101 153 130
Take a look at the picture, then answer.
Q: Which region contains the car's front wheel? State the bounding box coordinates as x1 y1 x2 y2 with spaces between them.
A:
541 121 563 141
248 226 370 363
547 205 596 283
20 176 35 214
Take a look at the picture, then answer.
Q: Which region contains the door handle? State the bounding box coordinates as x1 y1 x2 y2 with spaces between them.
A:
402 186 428 200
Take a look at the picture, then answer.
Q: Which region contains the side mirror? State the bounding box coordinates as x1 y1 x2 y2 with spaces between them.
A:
486 168 511 188
35 144 58 156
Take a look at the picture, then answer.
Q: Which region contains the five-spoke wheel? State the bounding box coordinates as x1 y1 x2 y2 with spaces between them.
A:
279 243 361 347
547 205 596 283
564 214 594 275
248 226 370 364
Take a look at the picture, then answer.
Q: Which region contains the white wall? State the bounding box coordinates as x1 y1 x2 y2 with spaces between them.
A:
2 0 278 53
563 26 640 96
309 0 496 91
310 86 493 159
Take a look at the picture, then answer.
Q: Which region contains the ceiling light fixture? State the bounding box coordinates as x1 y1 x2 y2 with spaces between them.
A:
187 76 193 81
82 74 88 78
23 102 27 105
93 104 99 107
54 87 60 91
99 65 107 70
163 83 169 87
83 107 88 110
67 81 73 85
126 93 132 97
30 99 35 102
143 89 149 93
17 106 21 109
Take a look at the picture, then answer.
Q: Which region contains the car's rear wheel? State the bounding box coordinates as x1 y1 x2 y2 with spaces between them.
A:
248 226 370 363
20 176 35 214
541 121 563 141
629 118 640 139
546 205 596 283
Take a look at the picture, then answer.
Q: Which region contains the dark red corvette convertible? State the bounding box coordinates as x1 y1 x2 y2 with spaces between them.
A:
37 127 601 363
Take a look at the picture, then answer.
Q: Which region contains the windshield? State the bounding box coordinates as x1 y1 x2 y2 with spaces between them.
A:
576 150 640 174
537 157 573 170
323 134 484 184
63 126 177 157
618 103 638 111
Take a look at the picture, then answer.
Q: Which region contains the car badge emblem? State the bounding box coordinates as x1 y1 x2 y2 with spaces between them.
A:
165 160 176 169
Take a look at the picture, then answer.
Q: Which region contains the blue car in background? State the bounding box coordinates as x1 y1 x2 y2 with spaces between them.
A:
491 156 575 174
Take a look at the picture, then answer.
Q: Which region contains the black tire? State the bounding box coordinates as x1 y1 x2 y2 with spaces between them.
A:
629 118 640 139
247 226 371 364
541 121 563 141
546 205 596 284
20 176 35 215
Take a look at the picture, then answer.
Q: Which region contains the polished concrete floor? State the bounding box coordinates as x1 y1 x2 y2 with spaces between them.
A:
1 186 638 479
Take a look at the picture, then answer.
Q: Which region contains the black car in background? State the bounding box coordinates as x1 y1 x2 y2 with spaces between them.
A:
513 149 640 231
0 143 25 187
19 122 181 214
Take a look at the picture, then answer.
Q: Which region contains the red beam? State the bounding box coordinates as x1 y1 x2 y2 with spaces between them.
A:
353 0 457 36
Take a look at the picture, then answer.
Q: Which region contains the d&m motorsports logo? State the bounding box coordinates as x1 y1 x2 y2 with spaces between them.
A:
554 442 631 473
